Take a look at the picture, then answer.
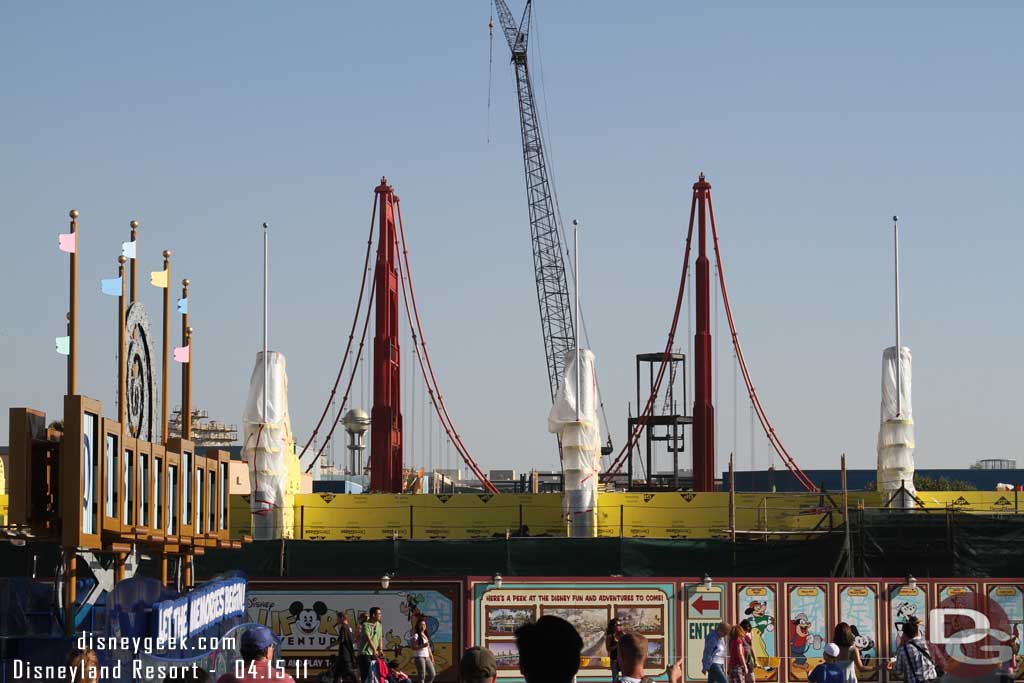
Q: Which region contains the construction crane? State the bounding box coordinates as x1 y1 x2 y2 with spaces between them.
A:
494 0 575 404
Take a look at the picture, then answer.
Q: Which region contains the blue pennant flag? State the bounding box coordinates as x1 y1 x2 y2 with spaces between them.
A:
121 241 137 259
177 297 188 314
55 336 70 355
100 276 122 296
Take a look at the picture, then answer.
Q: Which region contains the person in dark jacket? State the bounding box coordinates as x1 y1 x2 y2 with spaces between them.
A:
334 613 359 683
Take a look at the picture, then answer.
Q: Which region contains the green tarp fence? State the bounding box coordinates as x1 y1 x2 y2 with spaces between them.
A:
2 512 1019 581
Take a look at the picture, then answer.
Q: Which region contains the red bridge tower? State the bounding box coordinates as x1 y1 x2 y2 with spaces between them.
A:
370 177 403 492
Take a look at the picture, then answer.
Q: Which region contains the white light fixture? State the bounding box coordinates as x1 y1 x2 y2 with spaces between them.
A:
905 573 917 590
381 573 391 590
493 572 503 589
702 573 713 589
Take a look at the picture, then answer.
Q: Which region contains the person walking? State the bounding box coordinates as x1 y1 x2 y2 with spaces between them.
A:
701 623 729 683
888 618 942 683
410 617 436 683
727 625 750 683
334 613 359 683
739 620 757 683
606 618 624 683
999 631 1020 683
360 607 385 683
832 623 867 683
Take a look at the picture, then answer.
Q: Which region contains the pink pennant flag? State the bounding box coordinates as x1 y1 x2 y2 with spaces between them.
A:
58 233 76 253
173 345 190 363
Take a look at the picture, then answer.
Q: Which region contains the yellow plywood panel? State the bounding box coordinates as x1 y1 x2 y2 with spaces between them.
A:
226 488 1017 541
291 493 565 541
597 492 844 539
915 490 1019 512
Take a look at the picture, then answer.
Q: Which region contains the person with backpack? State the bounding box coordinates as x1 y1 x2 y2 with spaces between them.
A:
888 618 942 683
809 644 845 683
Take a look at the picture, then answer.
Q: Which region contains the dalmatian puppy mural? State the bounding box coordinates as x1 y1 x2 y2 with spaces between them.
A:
290 600 329 637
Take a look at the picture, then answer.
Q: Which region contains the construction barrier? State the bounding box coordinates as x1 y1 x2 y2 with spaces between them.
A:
225 489 1023 541
228 576 1023 683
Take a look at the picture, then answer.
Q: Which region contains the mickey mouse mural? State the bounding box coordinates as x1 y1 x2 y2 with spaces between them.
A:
290 600 329 637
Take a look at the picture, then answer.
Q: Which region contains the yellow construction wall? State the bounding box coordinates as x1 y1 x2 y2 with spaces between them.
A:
226 488 1021 541
596 491 848 539
0 494 7 526
230 492 566 540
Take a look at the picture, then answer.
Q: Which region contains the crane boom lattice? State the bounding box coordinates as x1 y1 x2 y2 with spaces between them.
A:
495 0 575 402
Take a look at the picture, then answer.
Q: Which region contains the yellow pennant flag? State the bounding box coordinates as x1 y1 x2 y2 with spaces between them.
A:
150 269 168 288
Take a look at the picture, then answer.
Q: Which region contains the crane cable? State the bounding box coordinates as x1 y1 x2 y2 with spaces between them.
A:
528 4 614 451
601 191 698 481
299 193 378 462
487 11 494 144
394 198 500 494
706 196 817 492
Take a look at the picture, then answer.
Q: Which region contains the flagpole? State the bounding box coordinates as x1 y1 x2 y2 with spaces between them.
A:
130 220 139 303
893 215 901 417
573 219 580 423
161 251 171 443
118 256 127 427
68 209 78 396
184 327 193 441
263 222 269 425
181 280 191 439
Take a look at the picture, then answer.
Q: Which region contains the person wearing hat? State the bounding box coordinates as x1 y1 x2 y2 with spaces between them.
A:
461 647 498 683
808 644 843 683
217 626 295 683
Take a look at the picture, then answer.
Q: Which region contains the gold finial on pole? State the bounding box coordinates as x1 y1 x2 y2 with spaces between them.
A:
161 250 172 443
130 220 140 303
68 210 79 396
118 255 127 427
181 278 191 440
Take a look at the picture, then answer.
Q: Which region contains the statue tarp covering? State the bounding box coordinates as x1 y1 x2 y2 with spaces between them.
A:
548 349 602 537
243 351 300 539
876 346 916 509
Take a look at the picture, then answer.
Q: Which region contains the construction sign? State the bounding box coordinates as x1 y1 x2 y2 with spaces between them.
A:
684 581 727 681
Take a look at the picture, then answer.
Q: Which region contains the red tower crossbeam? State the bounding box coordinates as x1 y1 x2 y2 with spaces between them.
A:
691 173 716 492
370 177 404 493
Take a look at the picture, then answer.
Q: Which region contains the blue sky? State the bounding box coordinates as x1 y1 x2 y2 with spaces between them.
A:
2 1 1022 481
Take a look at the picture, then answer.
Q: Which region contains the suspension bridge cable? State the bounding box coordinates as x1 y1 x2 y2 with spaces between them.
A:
299 194 378 460
393 199 499 493
601 190 698 481
304 275 377 473
706 195 816 492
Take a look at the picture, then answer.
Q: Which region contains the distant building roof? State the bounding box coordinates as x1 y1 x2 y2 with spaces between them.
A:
724 467 1021 492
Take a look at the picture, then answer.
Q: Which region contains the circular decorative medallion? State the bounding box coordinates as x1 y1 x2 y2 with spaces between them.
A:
125 302 157 442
